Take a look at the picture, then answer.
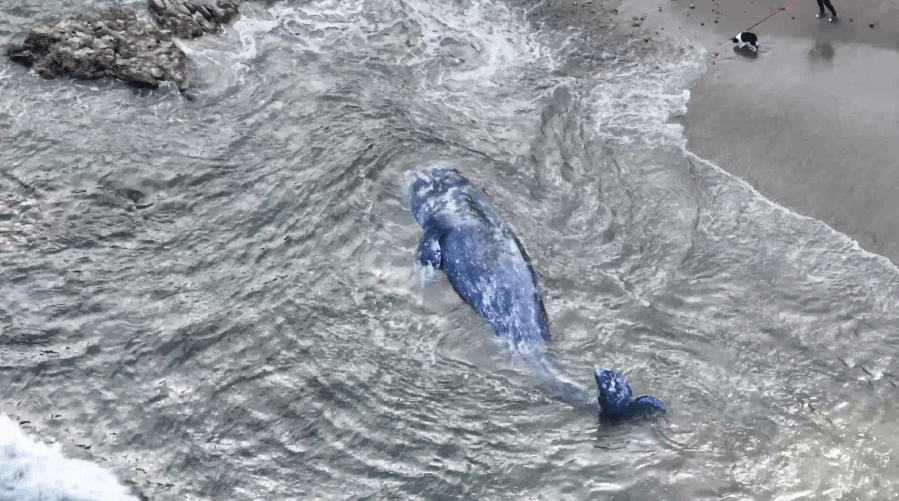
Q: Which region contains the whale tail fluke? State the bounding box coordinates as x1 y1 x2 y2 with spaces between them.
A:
594 367 666 423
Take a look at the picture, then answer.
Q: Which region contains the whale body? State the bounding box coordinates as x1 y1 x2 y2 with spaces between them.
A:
406 167 665 422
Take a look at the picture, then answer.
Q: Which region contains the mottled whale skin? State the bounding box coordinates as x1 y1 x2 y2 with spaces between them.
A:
406 167 665 423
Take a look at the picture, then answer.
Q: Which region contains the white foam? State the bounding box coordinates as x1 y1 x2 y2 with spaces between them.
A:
0 414 137 501
586 43 710 148
231 10 281 60
259 0 563 126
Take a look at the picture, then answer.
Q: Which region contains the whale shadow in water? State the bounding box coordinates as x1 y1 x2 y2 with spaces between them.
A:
405 167 666 424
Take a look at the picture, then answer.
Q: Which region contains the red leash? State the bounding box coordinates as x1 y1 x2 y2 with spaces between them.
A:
745 0 801 32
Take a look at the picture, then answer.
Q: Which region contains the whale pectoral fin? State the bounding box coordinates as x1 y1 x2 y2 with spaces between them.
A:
417 233 443 270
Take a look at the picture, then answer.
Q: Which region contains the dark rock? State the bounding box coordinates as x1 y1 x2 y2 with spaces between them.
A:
5 43 37 66
148 0 239 39
123 189 155 209
6 6 187 89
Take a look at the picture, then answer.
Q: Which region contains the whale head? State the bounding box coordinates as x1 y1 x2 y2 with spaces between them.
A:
594 367 666 423
405 167 470 226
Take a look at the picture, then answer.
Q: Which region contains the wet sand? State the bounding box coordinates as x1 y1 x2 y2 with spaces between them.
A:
555 0 899 264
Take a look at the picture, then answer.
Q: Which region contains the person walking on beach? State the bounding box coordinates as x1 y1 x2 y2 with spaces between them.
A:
816 0 838 21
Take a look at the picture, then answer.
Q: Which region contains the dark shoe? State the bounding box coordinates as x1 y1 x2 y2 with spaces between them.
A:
816 11 828 18
830 13 839 21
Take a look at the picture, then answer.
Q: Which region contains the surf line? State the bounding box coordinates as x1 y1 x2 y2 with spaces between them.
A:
744 0 801 32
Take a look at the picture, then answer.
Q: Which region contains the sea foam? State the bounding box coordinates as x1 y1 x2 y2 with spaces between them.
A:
0 414 137 501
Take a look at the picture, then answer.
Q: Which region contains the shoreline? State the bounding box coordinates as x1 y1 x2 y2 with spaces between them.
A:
553 0 899 264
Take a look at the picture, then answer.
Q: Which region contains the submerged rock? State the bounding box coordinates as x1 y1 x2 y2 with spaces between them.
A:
148 0 240 39
5 6 187 88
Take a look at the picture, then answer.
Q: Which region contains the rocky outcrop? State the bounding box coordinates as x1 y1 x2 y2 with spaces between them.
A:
148 0 240 39
5 0 240 89
5 6 187 88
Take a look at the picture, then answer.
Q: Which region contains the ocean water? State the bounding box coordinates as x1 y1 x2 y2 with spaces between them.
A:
1 0 898 499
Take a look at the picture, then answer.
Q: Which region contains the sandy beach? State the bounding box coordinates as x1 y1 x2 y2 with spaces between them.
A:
556 0 899 264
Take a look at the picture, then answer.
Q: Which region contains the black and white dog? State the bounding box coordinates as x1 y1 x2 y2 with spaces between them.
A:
732 32 759 52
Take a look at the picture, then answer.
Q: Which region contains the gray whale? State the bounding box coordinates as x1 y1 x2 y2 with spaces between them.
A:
406 167 665 422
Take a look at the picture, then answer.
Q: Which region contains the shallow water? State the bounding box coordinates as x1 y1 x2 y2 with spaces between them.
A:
1 0 898 499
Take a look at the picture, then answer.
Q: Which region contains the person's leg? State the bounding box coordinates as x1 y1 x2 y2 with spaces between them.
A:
816 0 826 13
822 0 837 16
